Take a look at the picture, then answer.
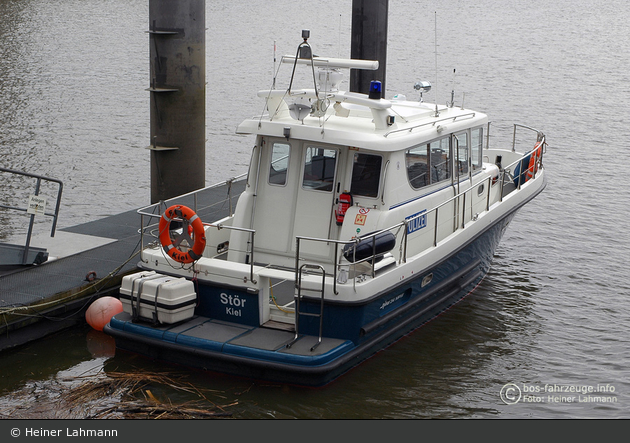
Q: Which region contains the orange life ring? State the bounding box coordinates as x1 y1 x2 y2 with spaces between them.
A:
158 205 206 264
526 141 543 180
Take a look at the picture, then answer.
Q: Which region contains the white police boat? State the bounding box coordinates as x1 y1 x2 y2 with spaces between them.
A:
104 32 547 386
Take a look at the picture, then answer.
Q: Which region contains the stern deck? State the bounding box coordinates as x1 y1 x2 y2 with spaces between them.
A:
108 312 352 367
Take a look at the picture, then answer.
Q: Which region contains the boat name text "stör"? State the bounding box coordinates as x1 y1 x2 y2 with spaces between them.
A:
220 293 247 317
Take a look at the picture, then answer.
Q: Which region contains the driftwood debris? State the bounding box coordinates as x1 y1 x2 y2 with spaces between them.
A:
1 370 237 419
63 371 237 419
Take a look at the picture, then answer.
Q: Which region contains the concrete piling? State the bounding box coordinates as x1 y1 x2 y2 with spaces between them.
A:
148 0 206 203
350 0 389 97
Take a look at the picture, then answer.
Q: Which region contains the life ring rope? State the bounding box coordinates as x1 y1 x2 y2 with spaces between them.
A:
158 205 206 264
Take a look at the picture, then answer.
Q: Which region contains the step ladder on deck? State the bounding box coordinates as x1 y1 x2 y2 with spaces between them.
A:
287 263 326 352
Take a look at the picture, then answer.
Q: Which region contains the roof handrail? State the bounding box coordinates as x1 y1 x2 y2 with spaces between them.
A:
384 112 476 137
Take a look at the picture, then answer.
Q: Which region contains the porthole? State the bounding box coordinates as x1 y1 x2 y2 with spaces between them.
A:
421 273 433 287
477 184 485 196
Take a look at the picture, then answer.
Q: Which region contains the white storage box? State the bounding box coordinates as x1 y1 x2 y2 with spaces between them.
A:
119 271 197 324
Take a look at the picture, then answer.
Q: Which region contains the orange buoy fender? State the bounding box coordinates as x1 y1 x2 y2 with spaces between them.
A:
158 205 206 264
86 296 123 331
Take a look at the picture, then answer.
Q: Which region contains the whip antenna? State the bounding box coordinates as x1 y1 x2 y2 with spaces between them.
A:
273 40 277 89
434 12 439 117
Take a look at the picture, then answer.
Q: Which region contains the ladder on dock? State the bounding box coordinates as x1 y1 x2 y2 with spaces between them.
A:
0 167 63 266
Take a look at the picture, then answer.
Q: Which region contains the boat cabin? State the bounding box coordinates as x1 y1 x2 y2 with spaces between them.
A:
226 62 493 272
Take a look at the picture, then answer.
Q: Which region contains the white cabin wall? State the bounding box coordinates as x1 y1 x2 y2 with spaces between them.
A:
226 144 261 263
227 189 255 263
380 151 411 210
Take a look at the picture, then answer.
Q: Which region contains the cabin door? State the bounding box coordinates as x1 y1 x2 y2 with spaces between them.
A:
251 138 299 255
291 144 341 258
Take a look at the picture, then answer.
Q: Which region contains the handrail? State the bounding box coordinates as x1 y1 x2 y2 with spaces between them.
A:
137 173 258 282
136 125 545 302
384 112 476 138
0 167 63 264
512 124 544 152
137 173 248 245
501 128 546 198
295 129 545 290
137 172 248 218
0 167 63 235
139 212 258 284
296 175 488 293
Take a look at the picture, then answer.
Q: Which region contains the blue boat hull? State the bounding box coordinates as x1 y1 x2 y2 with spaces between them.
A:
105 210 516 386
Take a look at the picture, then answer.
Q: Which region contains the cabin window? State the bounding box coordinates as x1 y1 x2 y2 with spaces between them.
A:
269 142 290 186
471 127 483 172
406 145 430 189
302 146 337 192
406 135 452 189
428 136 451 184
350 153 382 198
454 131 469 177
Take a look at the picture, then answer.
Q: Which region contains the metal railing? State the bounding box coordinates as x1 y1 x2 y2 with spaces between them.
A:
512 124 544 151
0 167 63 264
296 175 493 294
136 173 261 282
295 125 546 292
136 125 545 302
384 112 477 138
138 172 247 220
501 126 546 199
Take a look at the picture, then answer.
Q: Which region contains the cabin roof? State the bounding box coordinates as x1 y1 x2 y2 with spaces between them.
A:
236 90 488 152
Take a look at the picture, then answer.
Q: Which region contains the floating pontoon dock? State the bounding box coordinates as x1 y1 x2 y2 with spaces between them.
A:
0 180 245 352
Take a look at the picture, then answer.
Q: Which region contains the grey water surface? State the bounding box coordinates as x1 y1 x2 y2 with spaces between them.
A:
0 0 628 418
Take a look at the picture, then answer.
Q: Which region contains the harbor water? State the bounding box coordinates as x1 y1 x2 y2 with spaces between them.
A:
1 0 629 419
